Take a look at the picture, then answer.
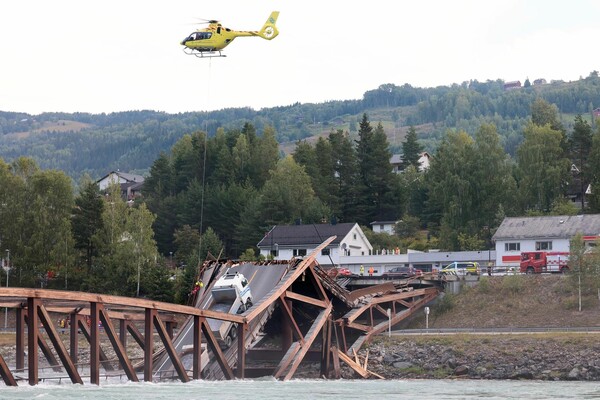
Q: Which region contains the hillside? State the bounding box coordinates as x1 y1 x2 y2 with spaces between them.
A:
2 74 600 181
412 275 600 329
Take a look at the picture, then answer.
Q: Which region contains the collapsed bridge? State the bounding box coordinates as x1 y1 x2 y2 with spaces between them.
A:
0 237 441 386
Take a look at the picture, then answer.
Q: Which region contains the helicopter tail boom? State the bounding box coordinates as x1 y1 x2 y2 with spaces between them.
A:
258 11 279 40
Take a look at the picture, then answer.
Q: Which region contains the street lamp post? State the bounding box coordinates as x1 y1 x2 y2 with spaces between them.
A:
4 249 9 330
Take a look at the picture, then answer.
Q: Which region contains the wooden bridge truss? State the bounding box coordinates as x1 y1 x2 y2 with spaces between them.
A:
0 236 440 386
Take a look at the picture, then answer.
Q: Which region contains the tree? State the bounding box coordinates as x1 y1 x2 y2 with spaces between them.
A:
89 184 158 296
20 169 74 287
588 124 600 212
355 115 399 223
470 124 518 242
259 156 329 227
402 126 423 169
425 130 476 249
569 114 593 209
530 98 567 154
173 225 201 265
517 122 570 212
329 129 360 222
72 179 104 270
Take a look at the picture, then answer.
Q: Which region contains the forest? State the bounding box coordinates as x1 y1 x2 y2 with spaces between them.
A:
1 73 600 303
1 72 600 182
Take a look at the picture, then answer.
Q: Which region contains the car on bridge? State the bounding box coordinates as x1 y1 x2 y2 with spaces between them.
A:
381 266 422 279
327 267 353 278
441 261 481 276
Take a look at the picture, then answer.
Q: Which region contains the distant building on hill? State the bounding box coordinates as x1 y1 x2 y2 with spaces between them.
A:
390 152 431 173
96 170 145 202
533 78 547 85
257 222 372 266
503 81 521 91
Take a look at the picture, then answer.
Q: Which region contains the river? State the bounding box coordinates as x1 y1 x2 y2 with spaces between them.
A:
2 379 600 399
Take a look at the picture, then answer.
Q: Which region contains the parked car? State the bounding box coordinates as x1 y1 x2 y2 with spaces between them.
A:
441 262 481 276
327 267 353 278
381 266 422 279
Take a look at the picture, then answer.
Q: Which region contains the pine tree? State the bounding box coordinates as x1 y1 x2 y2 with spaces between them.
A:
569 114 593 209
72 180 104 270
402 126 423 169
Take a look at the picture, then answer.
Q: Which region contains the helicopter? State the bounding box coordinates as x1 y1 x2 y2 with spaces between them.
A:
181 11 279 58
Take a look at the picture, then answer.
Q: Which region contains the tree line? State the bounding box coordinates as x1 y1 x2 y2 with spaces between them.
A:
2 96 600 302
2 73 600 183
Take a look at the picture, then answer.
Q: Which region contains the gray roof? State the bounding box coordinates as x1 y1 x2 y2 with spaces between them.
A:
257 223 357 248
492 215 600 241
97 171 145 184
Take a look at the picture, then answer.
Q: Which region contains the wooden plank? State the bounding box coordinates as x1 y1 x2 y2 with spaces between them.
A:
192 316 202 380
37 304 83 384
236 323 247 379
283 303 332 381
284 291 328 308
99 307 138 382
0 288 233 321
90 302 100 385
0 353 17 386
337 349 369 378
273 342 300 379
278 295 304 344
244 236 336 322
27 297 39 385
76 314 114 371
144 308 154 382
200 319 234 380
16 308 25 371
153 312 189 382
331 346 341 379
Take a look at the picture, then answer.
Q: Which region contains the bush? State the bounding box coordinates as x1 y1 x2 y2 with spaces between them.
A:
477 277 491 293
502 274 524 294
434 293 456 315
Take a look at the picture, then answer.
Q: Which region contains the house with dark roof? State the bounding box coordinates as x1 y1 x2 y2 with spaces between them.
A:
492 215 600 267
257 222 372 265
96 171 145 202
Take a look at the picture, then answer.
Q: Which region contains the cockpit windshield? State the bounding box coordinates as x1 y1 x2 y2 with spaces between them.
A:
187 32 212 41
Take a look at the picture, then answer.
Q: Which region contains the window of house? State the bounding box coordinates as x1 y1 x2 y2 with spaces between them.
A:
353 233 357 240
321 248 330 256
535 241 552 251
379 224 384 230
270 249 278 257
504 242 520 251
293 249 307 257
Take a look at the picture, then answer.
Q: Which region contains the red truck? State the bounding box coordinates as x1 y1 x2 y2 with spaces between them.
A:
519 251 570 274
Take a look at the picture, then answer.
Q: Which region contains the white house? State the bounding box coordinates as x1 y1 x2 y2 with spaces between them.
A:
390 152 431 173
370 221 397 235
97 171 145 191
96 171 145 201
492 215 600 267
257 222 372 266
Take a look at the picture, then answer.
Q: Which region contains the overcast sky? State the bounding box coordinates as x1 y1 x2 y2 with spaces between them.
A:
1 1 599 115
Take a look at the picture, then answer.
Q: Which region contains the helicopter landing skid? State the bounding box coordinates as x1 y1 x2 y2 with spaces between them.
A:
183 48 226 58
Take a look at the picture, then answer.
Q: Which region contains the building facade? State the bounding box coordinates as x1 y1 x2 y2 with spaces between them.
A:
492 215 600 267
257 223 372 266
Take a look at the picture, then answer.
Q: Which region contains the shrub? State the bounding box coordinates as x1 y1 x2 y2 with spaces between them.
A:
502 274 524 294
477 277 491 293
434 293 456 315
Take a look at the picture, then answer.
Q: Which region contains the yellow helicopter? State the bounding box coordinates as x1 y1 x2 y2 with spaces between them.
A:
181 11 279 58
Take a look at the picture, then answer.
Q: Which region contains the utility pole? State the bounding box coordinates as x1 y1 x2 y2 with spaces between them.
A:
4 249 9 330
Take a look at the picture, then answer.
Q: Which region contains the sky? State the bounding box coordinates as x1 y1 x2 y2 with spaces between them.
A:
1 0 599 115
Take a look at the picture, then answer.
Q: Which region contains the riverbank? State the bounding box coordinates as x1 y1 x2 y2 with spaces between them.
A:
363 333 600 380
